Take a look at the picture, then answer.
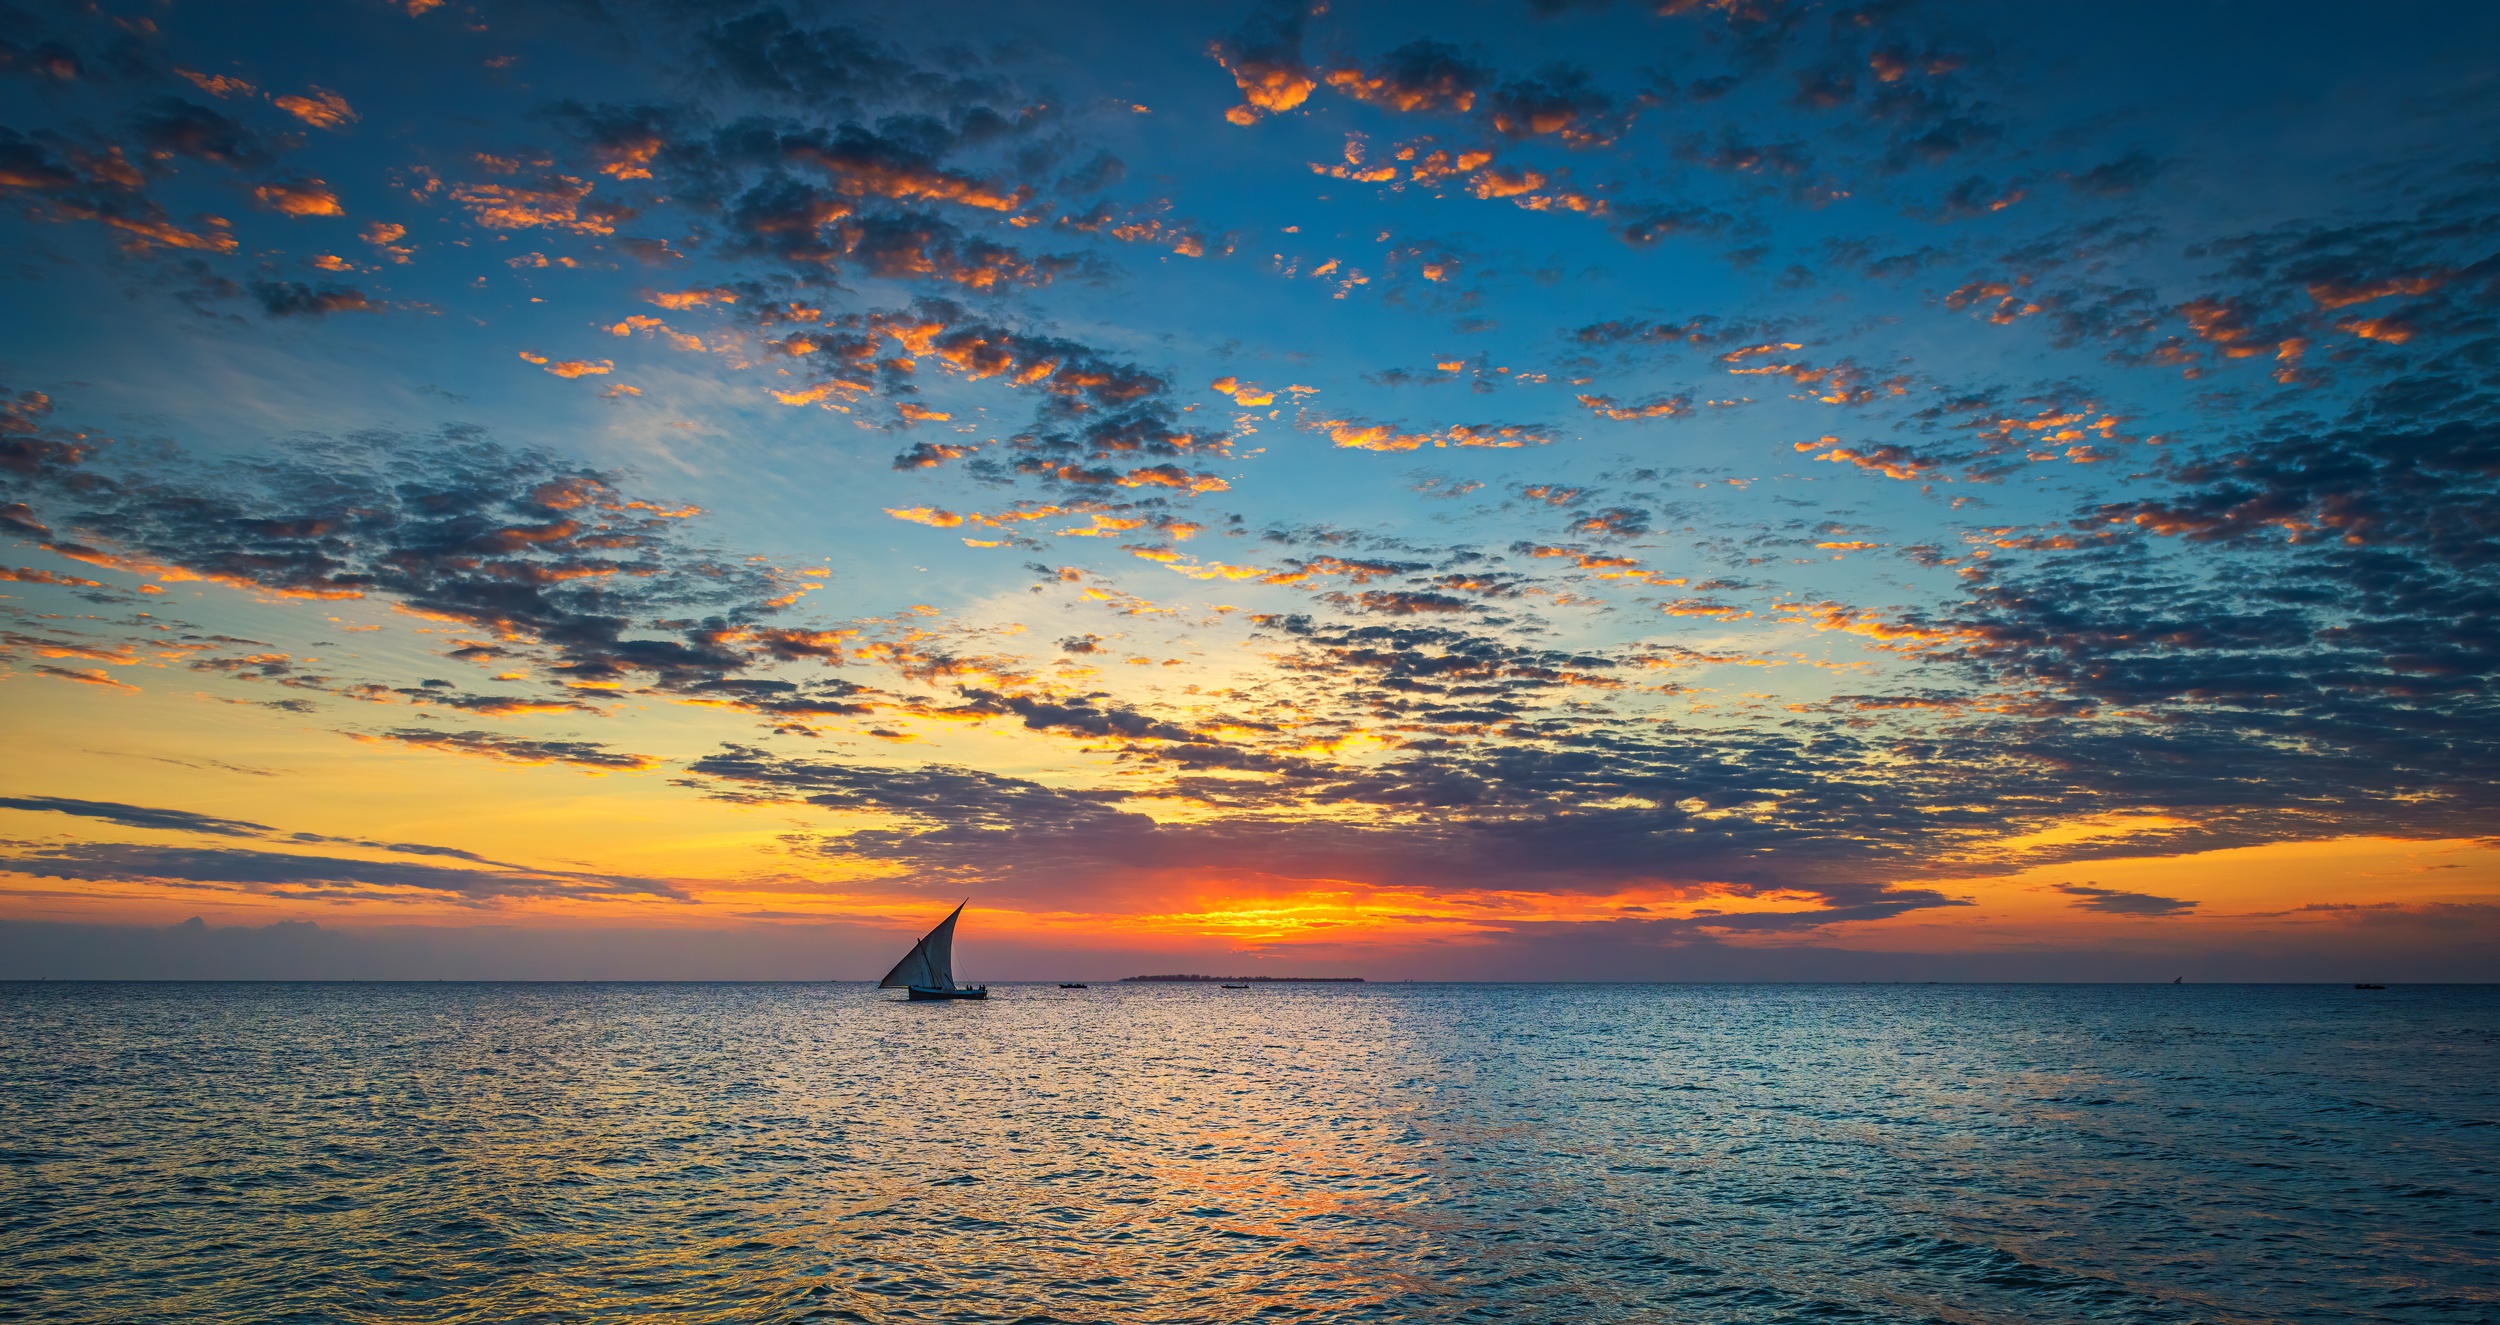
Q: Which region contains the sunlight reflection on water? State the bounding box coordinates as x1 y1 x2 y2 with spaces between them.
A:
2 982 2494 1323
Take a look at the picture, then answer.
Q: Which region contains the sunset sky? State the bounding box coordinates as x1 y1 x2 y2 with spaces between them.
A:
3 0 2495 979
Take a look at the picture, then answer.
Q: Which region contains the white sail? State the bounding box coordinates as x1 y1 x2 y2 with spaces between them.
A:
877 902 963 989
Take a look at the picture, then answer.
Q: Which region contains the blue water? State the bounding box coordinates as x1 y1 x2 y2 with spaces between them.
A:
0 982 2493 1323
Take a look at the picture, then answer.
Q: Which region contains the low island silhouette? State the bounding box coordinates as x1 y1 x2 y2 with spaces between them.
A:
1121 974 1365 983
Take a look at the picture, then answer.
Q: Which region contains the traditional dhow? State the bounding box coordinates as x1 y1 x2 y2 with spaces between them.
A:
880 901 988 1000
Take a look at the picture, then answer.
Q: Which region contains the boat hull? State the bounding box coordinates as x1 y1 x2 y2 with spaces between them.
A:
906 985 988 1000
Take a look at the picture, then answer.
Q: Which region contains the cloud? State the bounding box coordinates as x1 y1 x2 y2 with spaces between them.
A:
1210 1 1316 125
130 98 278 167
251 280 371 317
1323 41 1489 114
2066 150 2163 197
698 9 911 110
0 843 676 901
357 728 662 771
0 420 810 701
251 178 344 217
0 794 277 837
681 742 1974 923
271 87 357 130
765 299 1230 518
1302 415 1556 451
0 794 681 899
0 126 238 254
2055 883 2196 916
455 175 632 235
1577 392 1691 421
0 565 102 587
31 663 138 690
893 440 978 470
1324 589 1476 615
1483 66 1622 147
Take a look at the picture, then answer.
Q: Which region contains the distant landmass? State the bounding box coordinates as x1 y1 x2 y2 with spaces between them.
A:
1121 974 1364 983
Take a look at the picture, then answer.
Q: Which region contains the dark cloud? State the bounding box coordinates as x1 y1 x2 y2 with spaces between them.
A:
1325 588 1477 615
1323 41 1491 116
359 729 661 771
0 794 273 837
765 298 1229 517
0 795 680 897
681 740 1974 926
0 125 236 256
2066 150 2164 197
129 97 279 168
1477 64 1622 146
2056 883 2197 916
1209 0 1315 124
0 419 817 702
699 10 912 110
0 35 84 83
0 843 678 901
250 280 370 317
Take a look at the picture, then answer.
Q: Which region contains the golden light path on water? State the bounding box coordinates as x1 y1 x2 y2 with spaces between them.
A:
4 982 2495 1323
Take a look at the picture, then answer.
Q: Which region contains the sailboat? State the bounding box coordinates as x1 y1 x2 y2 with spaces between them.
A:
879 900 988 1000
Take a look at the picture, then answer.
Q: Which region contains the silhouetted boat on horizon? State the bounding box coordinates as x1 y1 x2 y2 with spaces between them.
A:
880 901 987 1000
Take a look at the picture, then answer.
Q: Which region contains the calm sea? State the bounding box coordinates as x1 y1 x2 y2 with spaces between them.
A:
1 982 2492 1323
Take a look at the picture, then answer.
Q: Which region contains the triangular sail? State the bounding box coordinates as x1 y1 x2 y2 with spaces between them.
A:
877 902 963 989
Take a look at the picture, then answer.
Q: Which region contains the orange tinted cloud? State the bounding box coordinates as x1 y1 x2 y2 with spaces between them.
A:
1577 392 1690 422
360 221 411 261
1213 46 1315 124
1810 443 1936 481
1726 357 1908 405
271 87 357 130
770 381 859 409
32 664 139 691
2336 314 2414 344
454 176 626 235
0 567 104 587
252 178 344 217
1659 599 1752 620
648 287 739 309
49 204 235 253
782 142 1029 213
1323 61 1479 114
1305 415 1555 451
2306 274 2445 310
1943 280 2042 324
1777 600 1980 651
1111 465 1228 493
1210 376 1277 407
175 68 256 98
358 728 661 772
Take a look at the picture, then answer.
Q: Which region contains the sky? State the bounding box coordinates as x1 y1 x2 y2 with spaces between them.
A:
1 0 2496 980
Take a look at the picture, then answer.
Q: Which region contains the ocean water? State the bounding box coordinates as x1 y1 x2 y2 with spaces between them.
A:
0 983 2493 1324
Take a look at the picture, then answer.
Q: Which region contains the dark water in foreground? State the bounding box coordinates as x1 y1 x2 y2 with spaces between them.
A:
1 983 2494 1324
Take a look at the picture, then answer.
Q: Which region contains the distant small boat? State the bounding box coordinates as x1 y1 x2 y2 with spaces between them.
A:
2172 976 2182 984
1059 982 1087 989
2355 983 2386 990
1221 983 1250 989
879 901 987 1000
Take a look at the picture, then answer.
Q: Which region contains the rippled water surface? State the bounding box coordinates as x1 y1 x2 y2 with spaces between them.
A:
2 982 2495 1323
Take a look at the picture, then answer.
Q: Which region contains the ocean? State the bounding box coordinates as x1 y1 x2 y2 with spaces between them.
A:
1 982 2492 1323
